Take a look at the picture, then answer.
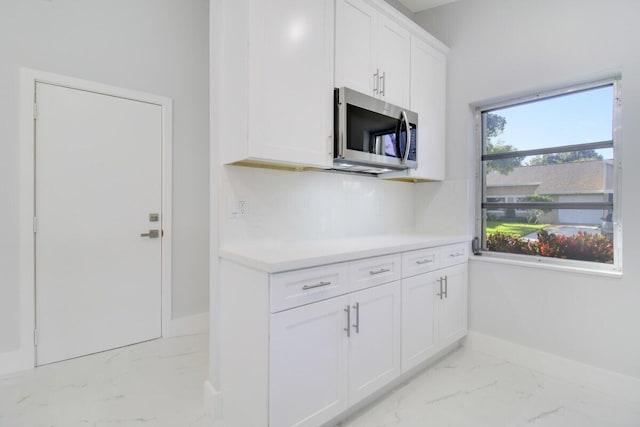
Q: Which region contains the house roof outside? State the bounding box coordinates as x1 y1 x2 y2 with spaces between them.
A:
486 160 614 195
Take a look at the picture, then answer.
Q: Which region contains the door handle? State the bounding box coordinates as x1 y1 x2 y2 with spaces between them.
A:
140 229 160 238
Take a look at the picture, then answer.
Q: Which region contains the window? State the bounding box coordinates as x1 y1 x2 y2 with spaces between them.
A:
476 79 620 269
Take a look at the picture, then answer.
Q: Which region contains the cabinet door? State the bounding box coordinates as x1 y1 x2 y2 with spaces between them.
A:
335 0 378 96
270 295 349 427
434 263 468 347
401 271 437 372
348 281 401 405
248 0 334 168
376 14 411 108
410 36 447 181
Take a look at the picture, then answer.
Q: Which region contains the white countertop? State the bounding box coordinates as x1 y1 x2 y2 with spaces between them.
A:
219 234 472 273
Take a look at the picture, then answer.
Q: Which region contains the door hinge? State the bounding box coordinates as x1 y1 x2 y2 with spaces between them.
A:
33 103 38 120
33 329 38 346
33 217 38 233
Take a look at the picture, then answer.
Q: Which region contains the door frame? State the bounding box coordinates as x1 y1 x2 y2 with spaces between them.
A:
18 68 173 369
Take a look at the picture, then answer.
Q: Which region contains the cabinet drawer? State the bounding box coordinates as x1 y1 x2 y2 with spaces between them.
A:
402 247 439 277
440 242 468 267
349 254 402 292
270 263 349 313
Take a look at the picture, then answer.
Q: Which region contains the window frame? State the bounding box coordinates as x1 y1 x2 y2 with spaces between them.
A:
474 77 622 273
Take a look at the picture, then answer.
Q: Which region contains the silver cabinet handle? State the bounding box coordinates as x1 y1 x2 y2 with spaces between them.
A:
140 229 160 238
437 277 444 300
416 258 433 265
302 281 332 291
373 69 379 94
450 252 464 257
379 71 385 96
344 305 351 337
444 275 448 298
352 302 360 334
369 268 390 275
401 110 411 164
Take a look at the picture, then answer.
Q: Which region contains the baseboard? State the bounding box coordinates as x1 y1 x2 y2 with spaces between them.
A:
0 346 33 376
164 312 209 337
204 380 222 422
464 331 640 404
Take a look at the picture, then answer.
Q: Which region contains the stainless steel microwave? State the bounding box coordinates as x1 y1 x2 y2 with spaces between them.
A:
334 87 418 174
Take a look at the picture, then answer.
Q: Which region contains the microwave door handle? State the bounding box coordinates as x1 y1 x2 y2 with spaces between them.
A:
401 110 411 164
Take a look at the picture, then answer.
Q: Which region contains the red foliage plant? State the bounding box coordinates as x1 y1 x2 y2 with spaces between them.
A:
486 230 613 264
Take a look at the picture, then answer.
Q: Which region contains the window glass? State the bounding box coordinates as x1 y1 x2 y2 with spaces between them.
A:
479 82 617 266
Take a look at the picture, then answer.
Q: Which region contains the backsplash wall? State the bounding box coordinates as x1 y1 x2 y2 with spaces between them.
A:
218 166 415 246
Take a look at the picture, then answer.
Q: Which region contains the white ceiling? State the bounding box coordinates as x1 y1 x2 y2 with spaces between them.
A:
397 0 458 13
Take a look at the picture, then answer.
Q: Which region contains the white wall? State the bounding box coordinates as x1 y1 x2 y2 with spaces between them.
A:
219 167 416 246
415 0 640 379
0 0 209 355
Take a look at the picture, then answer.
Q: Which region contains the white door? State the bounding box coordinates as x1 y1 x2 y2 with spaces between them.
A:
270 296 350 427
348 281 401 405
35 82 162 366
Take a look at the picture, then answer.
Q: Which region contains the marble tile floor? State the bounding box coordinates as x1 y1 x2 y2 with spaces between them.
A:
341 347 640 427
0 332 212 427
2 331 639 427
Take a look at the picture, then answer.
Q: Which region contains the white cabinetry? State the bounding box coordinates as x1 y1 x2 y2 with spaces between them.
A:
382 35 447 182
270 295 349 427
434 263 467 346
218 240 467 427
270 267 401 426
335 0 410 108
401 243 468 372
401 270 437 372
348 281 401 405
216 0 334 169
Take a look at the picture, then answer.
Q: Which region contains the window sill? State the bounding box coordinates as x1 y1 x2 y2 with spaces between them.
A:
469 253 623 279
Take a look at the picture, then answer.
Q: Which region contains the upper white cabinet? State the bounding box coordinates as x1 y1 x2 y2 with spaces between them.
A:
411 36 447 181
380 34 448 182
216 0 334 169
335 0 411 108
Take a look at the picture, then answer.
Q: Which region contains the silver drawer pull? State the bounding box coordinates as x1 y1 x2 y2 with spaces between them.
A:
416 259 433 265
369 268 390 275
450 252 464 257
302 281 332 291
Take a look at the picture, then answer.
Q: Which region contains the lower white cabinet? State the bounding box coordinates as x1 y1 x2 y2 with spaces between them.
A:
348 281 401 404
434 263 467 346
401 270 436 372
270 295 349 427
270 281 401 427
402 258 468 373
218 241 467 427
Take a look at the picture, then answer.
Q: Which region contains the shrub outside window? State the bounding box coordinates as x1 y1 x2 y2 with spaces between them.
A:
476 79 621 270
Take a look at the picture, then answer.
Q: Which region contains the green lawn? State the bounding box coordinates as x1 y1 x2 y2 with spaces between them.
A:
486 221 548 238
